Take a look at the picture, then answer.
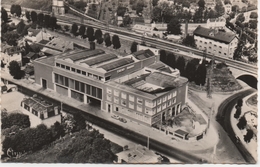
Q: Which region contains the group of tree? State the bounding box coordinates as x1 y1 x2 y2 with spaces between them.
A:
250 12 258 19
244 129 254 143
1 112 30 129
159 50 207 86
130 41 138 53
10 4 22 17
234 98 243 119
2 111 88 157
25 11 57 29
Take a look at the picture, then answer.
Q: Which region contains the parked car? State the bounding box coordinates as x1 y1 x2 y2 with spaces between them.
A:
111 114 120 120
119 118 127 123
1 81 17 94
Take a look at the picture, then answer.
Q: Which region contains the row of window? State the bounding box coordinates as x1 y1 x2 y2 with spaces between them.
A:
55 62 109 81
54 73 102 99
107 94 176 115
114 106 150 123
106 87 177 107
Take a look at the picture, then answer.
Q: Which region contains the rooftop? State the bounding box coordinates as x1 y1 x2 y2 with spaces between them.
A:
132 49 154 60
193 26 236 44
22 96 55 116
28 28 41 36
44 37 74 52
116 144 162 163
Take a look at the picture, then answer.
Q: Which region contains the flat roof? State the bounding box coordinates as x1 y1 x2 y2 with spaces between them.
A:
175 129 189 136
98 58 134 72
81 53 117 66
132 49 154 60
193 26 236 44
45 37 73 52
36 56 55 66
59 49 104 62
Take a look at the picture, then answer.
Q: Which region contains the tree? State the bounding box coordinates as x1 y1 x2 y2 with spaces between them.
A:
167 18 182 35
50 121 65 140
232 5 239 12
31 11 38 23
112 35 121 49
234 107 241 119
71 23 78 35
250 12 258 19
1 7 8 23
233 41 244 60
237 116 247 130
79 25 86 37
96 37 104 44
208 9 217 19
37 13 44 26
236 13 245 23
159 50 167 63
123 15 132 26
198 0 205 9
224 0 231 4
249 20 257 29
176 56 186 76
130 41 138 53
117 6 127 17
136 1 145 15
195 63 207 86
151 6 162 22
166 52 176 69
237 98 243 107
184 59 199 82
8 60 24 79
152 0 159 7
1 112 30 129
86 26 94 38
73 113 86 132
25 11 31 21
215 2 225 17
16 20 26 34
2 31 19 46
182 35 196 47
44 15 50 27
49 16 57 29
244 129 254 143
94 29 102 40
10 5 22 17
104 33 112 47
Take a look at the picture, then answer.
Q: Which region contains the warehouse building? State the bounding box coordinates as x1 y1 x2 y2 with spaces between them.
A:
34 48 188 126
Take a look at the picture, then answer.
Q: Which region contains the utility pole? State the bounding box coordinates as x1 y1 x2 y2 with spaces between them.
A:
207 54 214 98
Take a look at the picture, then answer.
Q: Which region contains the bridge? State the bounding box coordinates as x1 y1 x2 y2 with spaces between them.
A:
229 67 257 89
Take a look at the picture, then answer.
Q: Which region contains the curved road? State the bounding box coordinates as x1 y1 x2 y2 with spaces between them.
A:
216 88 256 164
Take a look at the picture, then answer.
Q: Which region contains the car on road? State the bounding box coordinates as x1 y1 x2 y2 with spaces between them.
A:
111 114 120 120
1 81 17 94
119 118 127 123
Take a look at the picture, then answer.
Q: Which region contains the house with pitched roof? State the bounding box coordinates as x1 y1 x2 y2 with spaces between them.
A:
193 26 238 58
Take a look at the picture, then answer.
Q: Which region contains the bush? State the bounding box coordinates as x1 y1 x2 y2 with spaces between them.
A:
1 113 30 129
250 12 258 19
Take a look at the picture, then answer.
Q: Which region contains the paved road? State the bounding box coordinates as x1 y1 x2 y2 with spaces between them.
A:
216 88 257 164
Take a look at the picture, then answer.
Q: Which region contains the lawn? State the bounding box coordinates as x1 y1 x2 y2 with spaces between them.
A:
247 94 257 107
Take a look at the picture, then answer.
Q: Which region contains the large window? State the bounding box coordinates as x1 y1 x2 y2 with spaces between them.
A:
137 97 143 104
137 105 142 112
69 79 75 89
65 77 69 87
121 92 127 99
71 90 84 102
114 90 119 97
121 99 126 106
80 82 85 93
129 102 134 109
114 97 119 104
75 81 80 91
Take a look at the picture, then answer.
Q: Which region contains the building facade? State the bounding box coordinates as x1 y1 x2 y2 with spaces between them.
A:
193 26 238 58
52 0 65 15
34 48 188 126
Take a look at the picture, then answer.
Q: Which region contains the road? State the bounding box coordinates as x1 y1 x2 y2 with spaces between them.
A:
216 88 257 163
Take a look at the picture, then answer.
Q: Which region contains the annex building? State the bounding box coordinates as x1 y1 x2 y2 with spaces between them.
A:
193 26 238 58
34 48 188 126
